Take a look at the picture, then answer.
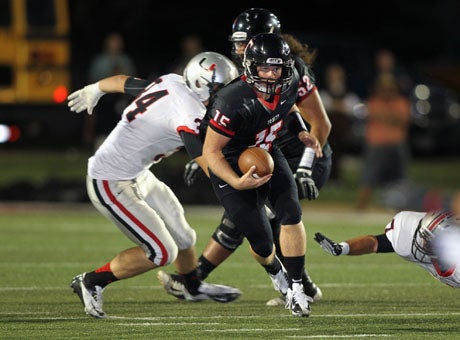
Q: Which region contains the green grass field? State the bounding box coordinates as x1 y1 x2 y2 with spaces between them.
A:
1 203 459 339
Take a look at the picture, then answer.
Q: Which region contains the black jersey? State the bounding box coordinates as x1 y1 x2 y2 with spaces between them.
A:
275 55 332 170
206 70 299 169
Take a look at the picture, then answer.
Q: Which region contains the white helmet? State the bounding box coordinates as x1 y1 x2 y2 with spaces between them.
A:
183 51 239 102
411 210 459 263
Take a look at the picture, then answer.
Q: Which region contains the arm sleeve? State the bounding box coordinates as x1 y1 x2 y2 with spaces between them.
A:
375 234 395 253
180 131 204 159
124 77 150 97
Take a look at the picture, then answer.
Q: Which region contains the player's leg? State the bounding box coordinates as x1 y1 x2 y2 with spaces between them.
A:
71 175 179 318
157 211 244 301
139 171 241 302
269 149 312 316
267 149 331 305
266 214 322 305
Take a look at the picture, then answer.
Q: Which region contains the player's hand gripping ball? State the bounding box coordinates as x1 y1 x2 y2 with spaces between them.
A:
238 147 274 178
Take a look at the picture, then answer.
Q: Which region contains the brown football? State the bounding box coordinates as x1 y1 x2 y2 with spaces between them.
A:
238 147 274 178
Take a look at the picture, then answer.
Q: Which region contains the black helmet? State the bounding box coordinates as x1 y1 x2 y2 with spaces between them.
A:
243 33 294 95
229 8 281 43
229 8 281 66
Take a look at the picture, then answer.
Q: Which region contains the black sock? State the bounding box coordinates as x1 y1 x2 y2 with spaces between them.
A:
84 270 118 288
198 255 216 280
262 256 281 275
302 269 312 285
182 268 201 295
282 256 305 283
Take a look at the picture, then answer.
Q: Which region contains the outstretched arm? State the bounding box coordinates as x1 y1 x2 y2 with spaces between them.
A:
68 75 149 114
67 75 130 114
314 232 380 256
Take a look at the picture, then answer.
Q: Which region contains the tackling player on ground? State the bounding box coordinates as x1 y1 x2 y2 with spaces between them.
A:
314 209 460 287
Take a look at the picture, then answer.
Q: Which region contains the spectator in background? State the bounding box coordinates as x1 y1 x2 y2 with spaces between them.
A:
452 190 460 216
319 63 361 182
369 49 413 97
355 74 412 210
83 32 137 150
169 34 204 75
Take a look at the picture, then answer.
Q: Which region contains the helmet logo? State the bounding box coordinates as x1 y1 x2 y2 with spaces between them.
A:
198 58 217 89
198 58 216 72
231 32 248 41
266 58 282 64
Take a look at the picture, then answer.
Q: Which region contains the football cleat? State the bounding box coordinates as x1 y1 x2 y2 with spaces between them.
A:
70 273 106 319
184 281 242 303
266 281 322 306
285 282 312 317
157 270 241 303
268 266 289 296
303 279 323 302
157 271 186 300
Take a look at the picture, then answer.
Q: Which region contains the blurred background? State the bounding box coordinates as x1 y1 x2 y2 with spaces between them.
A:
0 0 459 210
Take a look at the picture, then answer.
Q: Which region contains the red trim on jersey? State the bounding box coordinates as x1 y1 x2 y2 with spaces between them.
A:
210 119 235 136
177 126 198 135
241 74 284 111
256 91 280 111
101 180 168 266
297 86 318 104
385 219 395 234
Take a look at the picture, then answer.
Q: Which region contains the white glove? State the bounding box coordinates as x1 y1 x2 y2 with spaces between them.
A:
314 232 343 256
67 82 105 115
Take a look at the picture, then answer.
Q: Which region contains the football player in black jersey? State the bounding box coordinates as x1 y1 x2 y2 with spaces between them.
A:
202 33 322 317
161 8 331 306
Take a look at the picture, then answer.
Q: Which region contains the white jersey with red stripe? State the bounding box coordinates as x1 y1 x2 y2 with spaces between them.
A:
85 73 203 266
88 73 205 180
385 211 460 287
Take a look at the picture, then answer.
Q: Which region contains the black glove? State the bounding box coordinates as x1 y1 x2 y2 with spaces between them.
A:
183 160 203 187
314 232 343 256
294 168 319 200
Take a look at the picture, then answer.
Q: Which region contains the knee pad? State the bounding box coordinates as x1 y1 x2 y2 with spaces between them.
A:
277 197 302 225
250 239 273 258
175 226 196 250
211 217 244 251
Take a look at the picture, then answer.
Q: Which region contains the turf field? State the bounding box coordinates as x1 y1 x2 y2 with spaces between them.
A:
1 203 459 339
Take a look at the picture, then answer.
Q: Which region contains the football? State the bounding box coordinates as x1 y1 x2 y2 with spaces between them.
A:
238 147 274 178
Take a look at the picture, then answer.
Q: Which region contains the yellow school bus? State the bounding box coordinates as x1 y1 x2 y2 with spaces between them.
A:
0 0 70 104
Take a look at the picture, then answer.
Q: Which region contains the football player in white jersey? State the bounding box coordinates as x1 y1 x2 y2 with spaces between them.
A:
314 210 460 288
67 51 240 319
